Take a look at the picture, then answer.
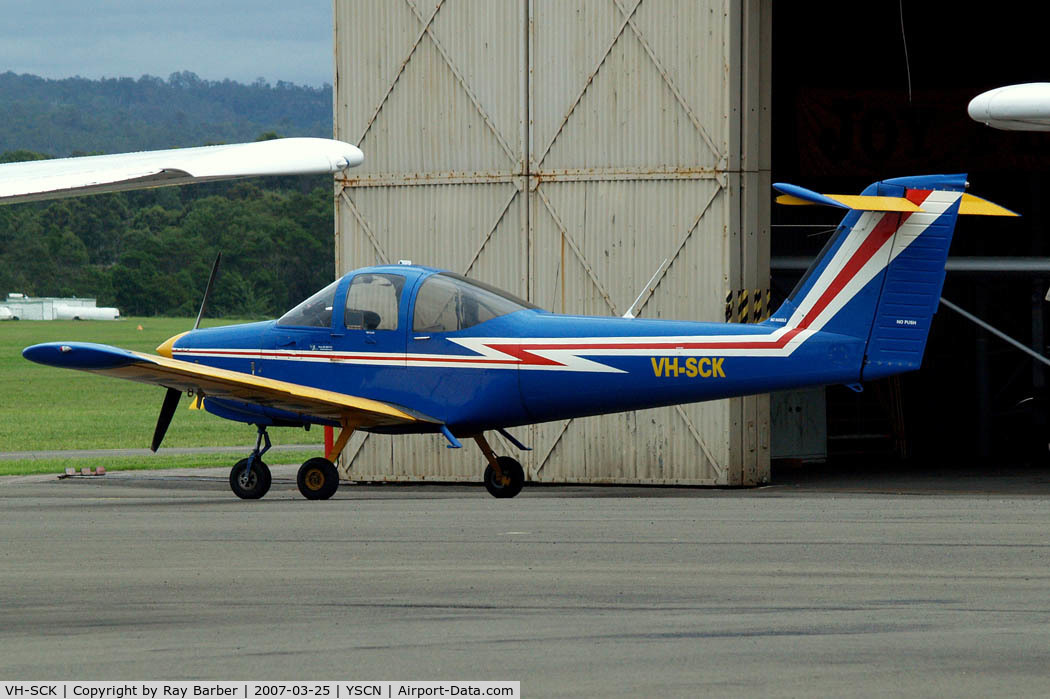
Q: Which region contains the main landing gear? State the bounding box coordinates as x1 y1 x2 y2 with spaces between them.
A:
293 419 355 500
230 423 526 501
475 434 525 498
297 457 339 500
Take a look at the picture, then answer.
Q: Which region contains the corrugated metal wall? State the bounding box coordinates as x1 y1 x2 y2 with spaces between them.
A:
333 0 772 485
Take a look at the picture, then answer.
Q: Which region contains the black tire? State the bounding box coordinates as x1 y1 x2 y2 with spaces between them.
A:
483 456 525 499
230 458 271 499
297 457 340 500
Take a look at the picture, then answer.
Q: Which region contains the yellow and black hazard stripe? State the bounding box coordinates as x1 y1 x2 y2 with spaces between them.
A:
724 288 772 323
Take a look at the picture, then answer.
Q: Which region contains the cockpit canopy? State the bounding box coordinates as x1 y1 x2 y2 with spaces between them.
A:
412 273 537 332
277 269 538 331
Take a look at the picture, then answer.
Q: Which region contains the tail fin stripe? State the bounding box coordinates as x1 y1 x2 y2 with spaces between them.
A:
795 212 905 330
787 190 945 336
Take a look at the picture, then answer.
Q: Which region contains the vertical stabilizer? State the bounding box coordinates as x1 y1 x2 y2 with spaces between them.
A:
771 174 1015 381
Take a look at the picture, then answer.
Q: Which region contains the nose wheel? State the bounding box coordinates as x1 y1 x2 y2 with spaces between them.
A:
230 457 271 499
297 457 340 500
230 425 273 499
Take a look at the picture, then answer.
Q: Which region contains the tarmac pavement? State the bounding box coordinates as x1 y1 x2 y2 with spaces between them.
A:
2 465 1049 696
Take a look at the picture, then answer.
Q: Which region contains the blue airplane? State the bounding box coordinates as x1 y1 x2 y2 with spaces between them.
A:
20 168 1016 500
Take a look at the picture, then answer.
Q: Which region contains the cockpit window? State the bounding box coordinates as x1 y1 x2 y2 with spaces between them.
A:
345 273 404 330
277 279 340 328
413 273 538 333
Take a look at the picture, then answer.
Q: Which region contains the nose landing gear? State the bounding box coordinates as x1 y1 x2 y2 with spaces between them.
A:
230 425 272 499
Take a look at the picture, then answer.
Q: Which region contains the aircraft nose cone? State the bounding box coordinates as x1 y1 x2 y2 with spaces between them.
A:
967 90 993 124
22 343 60 365
156 331 188 358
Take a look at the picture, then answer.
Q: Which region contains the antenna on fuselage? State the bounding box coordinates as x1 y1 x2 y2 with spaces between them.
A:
194 252 222 331
622 258 669 319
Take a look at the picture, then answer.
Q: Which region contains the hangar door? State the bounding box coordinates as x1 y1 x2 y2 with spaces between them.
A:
334 0 771 485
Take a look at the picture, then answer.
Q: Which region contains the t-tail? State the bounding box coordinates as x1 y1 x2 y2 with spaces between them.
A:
770 174 1018 381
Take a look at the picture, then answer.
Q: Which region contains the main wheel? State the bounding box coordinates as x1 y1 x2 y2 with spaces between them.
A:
230 458 271 499
483 456 525 499
297 457 340 500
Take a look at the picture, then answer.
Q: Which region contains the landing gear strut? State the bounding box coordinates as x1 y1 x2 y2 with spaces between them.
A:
475 434 525 498
230 425 272 499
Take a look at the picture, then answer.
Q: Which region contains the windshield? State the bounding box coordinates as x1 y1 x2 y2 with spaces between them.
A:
413 273 538 333
277 279 340 327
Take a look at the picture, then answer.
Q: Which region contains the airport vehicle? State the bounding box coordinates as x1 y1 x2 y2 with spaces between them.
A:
10 141 1016 500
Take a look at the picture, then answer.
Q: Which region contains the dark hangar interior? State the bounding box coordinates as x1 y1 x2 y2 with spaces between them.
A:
771 3 1050 466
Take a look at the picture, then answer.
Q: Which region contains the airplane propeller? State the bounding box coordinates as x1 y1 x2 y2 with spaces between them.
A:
149 252 222 452
151 387 182 452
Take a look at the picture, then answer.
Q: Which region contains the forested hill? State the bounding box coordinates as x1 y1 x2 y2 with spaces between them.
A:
0 72 339 318
0 71 332 156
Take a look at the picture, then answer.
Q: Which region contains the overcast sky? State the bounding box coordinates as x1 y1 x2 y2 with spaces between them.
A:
0 0 332 86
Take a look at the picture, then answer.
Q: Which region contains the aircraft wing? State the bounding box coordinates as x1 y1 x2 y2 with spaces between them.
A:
22 342 429 428
0 137 364 205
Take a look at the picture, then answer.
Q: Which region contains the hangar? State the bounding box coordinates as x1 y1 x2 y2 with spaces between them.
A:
329 1 1050 483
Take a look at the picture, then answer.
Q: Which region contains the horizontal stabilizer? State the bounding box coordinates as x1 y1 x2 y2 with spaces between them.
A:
958 193 1020 217
0 137 364 206
775 182 1018 217
773 183 922 212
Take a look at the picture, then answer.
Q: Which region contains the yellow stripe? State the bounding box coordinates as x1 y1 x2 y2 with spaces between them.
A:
776 193 922 212
109 351 423 425
825 195 923 212
958 193 1020 217
775 194 816 206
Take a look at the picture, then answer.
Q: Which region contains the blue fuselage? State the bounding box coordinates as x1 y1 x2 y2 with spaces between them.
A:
172 265 867 435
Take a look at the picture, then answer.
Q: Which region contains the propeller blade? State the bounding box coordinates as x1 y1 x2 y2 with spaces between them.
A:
151 387 182 452
194 252 222 331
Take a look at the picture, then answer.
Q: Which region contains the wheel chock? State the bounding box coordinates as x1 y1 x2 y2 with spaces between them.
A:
59 466 108 479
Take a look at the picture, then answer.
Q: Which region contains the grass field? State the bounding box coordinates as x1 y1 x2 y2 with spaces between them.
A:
0 317 323 474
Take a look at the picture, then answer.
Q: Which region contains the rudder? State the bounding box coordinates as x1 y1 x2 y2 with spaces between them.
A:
861 175 965 380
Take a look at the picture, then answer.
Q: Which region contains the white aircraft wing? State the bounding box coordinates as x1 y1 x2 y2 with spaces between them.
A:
0 137 364 205
968 83 1050 131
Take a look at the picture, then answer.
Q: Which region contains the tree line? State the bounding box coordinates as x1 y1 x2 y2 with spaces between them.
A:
0 71 331 156
0 72 340 318
0 162 336 318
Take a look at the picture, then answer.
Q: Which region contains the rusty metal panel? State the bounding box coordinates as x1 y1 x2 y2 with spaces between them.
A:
336 182 525 275
531 0 728 173
335 0 525 177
